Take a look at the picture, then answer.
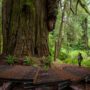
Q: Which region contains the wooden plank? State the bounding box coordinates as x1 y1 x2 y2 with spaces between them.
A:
0 78 33 82
0 82 12 90
35 69 61 84
0 65 37 80
24 80 71 89
33 67 40 83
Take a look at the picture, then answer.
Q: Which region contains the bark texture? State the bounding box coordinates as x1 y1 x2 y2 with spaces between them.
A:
2 0 59 57
81 17 88 49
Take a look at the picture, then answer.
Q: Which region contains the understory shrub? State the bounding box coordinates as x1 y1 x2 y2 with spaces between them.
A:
82 60 90 67
43 55 53 69
59 52 69 60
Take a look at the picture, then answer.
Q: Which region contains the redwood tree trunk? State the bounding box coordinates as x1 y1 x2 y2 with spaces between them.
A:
2 0 59 57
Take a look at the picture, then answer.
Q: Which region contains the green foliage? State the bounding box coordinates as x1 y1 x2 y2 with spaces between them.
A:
82 60 90 67
25 0 35 12
61 50 90 67
26 0 33 6
69 50 87 59
63 58 90 67
44 55 53 67
6 55 16 65
59 51 68 60
64 59 78 65
56 59 63 64
43 64 49 71
24 56 32 65
49 33 56 62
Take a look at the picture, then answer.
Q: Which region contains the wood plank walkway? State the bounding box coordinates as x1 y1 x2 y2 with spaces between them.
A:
52 62 90 82
0 63 90 90
0 64 90 82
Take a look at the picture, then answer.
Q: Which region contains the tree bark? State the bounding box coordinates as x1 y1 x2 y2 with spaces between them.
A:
81 17 88 49
2 0 59 57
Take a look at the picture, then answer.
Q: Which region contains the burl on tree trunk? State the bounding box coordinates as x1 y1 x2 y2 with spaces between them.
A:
2 0 59 57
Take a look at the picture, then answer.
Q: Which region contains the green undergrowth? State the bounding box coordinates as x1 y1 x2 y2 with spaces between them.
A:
57 49 90 67
58 59 90 67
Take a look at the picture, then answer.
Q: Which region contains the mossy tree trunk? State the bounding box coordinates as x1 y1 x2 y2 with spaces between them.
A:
2 0 59 57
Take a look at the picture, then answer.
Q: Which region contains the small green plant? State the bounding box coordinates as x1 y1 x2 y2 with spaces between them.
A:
24 56 32 65
43 65 49 71
6 55 16 65
44 55 53 67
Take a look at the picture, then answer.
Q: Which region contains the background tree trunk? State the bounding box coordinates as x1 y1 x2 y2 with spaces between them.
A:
81 17 88 49
54 0 67 60
2 0 59 57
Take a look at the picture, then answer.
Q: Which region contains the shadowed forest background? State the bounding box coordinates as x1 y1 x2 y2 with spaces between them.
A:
0 0 90 67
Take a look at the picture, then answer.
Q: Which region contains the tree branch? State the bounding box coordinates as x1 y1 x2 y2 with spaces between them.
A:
70 0 75 14
75 0 79 14
78 0 90 15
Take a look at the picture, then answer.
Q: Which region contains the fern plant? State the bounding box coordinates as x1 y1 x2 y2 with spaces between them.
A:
6 55 16 65
24 56 32 65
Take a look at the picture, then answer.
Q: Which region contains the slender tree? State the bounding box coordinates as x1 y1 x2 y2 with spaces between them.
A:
81 17 88 49
54 0 67 60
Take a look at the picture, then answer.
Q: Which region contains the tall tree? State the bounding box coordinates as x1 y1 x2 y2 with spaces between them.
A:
54 0 67 60
81 17 88 49
2 0 59 57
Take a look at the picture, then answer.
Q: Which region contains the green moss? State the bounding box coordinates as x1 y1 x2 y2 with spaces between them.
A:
20 0 35 13
25 0 35 13
26 0 33 6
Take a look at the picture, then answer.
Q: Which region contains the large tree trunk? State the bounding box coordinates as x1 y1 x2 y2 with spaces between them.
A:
2 0 59 57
